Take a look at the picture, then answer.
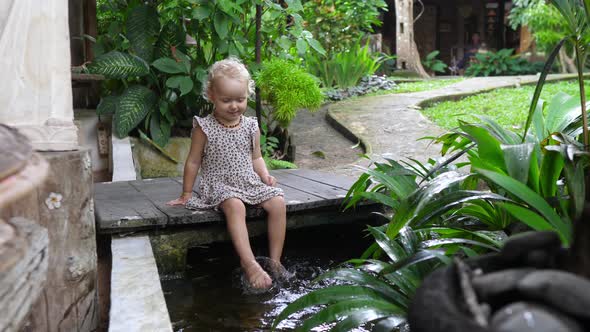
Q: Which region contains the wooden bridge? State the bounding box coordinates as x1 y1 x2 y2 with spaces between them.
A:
94 169 380 273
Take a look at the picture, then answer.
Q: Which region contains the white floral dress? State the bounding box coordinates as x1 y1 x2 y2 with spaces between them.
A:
185 114 283 210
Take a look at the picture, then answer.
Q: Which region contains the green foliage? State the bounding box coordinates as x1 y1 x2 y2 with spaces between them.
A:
278 3 590 324
421 51 447 74
302 0 387 55
275 157 505 330
264 157 298 170
89 3 206 151
509 0 590 53
256 59 323 128
87 51 150 79
306 41 392 88
465 49 545 77
92 0 330 151
422 80 590 130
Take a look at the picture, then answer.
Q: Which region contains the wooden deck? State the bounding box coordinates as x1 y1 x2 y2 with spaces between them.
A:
94 169 363 234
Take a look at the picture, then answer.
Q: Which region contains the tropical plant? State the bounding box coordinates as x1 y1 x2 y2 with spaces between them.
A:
509 0 590 73
465 48 545 76
260 123 297 170
306 40 392 88
88 4 207 151
302 0 388 55
273 157 505 330
421 50 447 74
256 59 323 128
275 3 590 329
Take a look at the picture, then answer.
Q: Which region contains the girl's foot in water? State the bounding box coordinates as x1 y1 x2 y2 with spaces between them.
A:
242 260 272 289
268 259 296 282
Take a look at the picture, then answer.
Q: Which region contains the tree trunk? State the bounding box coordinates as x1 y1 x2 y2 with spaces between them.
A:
558 48 577 73
394 0 430 78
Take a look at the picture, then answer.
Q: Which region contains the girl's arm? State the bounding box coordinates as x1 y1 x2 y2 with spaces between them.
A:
252 129 276 186
166 126 207 205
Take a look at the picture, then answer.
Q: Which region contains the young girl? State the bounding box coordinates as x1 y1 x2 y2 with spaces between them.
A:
167 58 286 290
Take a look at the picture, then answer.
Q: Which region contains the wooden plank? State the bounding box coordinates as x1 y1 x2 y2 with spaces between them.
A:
172 173 335 212
128 178 223 226
94 181 167 231
283 168 356 191
273 171 348 200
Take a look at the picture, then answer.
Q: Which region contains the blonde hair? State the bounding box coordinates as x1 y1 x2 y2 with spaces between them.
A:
202 57 255 101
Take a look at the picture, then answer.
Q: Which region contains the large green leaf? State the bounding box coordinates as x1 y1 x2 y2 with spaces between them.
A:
476 169 571 245
461 123 505 172
213 11 230 39
150 112 171 147
155 22 186 59
96 95 119 116
522 38 567 141
500 202 556 232
126 5 160 62
272 285 392 329
294 299 401 332
192 5 211 20
501 143 534 184
166 75 194 96
539 150 564 199
315 269 409 308
332 311 404 332
114 85 157 137
544 92 582 134
153 58 187 74
87 51 149 79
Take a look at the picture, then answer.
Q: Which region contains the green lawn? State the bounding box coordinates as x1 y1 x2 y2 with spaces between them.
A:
421 80 590 130
363 78 464 98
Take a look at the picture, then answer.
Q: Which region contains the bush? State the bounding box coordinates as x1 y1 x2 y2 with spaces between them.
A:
306 40 393 89
256 59 324 128
465 48 544 76
422 50 448 74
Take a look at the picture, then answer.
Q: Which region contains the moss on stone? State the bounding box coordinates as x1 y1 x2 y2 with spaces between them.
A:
131 137 191 179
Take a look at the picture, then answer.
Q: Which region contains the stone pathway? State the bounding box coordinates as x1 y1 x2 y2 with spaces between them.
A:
292 74 579 177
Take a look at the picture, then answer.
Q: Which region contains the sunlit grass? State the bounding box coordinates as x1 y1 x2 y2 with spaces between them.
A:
421 80 590 130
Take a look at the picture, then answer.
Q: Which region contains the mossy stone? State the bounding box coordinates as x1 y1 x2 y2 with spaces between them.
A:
131 137 191 179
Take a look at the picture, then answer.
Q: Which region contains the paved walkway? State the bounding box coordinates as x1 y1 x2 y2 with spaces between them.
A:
112 75 580 181
291 74 580 177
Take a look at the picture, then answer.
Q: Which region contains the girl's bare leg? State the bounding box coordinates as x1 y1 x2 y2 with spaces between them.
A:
220 198 271 289
260 196 287 263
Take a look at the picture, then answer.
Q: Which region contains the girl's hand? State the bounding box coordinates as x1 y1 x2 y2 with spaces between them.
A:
166 192 192 206
263 175 277 187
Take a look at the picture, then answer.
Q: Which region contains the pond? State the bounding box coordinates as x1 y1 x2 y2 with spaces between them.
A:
161 223 373 331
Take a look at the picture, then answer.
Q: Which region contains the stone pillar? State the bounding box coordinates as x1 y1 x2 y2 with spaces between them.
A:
0 0 78 151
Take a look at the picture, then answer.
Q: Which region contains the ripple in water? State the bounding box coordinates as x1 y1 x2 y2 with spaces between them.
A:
161 224 373 331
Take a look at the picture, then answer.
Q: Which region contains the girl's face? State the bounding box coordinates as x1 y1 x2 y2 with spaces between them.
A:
209 76 248 125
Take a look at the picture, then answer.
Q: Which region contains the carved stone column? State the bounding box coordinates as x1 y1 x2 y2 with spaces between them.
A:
0 0 78 151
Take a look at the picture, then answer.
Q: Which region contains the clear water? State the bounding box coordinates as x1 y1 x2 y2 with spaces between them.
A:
161 224 373 331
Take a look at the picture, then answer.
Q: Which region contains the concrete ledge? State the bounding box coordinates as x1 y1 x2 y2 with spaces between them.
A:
325 110 373 155
111 135 138 182
109 236 172 332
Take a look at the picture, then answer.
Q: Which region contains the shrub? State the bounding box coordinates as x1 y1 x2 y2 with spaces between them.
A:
465 48 544 76
422 50 448 74
255 59 323 128
306 40 392 88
